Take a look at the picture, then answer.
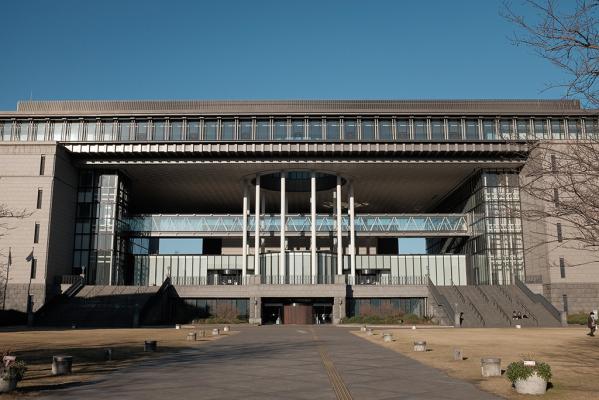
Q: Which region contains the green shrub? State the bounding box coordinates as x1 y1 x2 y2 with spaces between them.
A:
567 312 589 325
506 360 552 383
1 360 27 382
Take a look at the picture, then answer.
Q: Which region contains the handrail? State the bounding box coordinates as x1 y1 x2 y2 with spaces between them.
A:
514 277 561 321
474 285 512 325
63 276 84 298
452 284 485 327
427 278 455 325
497 284 539 326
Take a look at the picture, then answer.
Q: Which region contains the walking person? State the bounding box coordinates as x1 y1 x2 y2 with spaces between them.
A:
587 312 597 336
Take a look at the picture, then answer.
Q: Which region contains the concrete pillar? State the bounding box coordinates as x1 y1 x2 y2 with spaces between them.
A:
280 172 286 282
349 182 356 282
336 176 343 276
249 296 262 325
242 181 248 279
333 297 346 324
254 175 261 275
311 171 317 284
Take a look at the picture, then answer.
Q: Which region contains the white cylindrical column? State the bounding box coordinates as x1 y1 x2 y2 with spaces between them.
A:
349 182 356 282
242 181 248 279
254 175 261 275
280 172 286 282
311 171 317 284
336 176 343 276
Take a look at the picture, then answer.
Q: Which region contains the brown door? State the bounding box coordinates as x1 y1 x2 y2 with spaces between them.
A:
283 304 313 324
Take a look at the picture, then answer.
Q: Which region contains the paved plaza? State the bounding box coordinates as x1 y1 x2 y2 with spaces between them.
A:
41 325 498 400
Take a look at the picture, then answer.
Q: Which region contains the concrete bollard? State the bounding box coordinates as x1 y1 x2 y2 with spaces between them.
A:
104 348 113 361
187 332 197 341
198 330 206 338
366 328 373 336
52 355 73 376
453 348 463 361
383 333 393 343
481 357 501 377
413 341 427 352
223 326 230 332
144 340 157 352
212 328 220 336
360 325 367 332
560 311 568 327
515 324 522 329
175 324 181 330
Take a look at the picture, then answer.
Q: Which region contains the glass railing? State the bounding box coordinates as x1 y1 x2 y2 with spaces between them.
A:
125 213 469 235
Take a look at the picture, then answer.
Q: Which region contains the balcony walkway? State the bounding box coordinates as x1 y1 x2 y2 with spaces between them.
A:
41 325 499 400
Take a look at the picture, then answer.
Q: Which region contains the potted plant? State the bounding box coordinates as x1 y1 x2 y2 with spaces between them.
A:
1 352 27 393
506 359 552 395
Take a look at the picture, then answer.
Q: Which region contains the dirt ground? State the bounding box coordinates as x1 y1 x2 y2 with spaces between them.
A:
357 326 599 399
0 325 237 398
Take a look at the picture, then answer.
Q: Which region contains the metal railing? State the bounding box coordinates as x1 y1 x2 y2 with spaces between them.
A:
427 278 456 325
514 277 561 321
497 284 539 326
452 284 485 327
524 274 543 284
474 285 512 325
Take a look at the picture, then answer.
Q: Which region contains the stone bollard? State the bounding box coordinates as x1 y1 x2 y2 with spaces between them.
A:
187 332 197 341
198 330 206 338
383 333 393 343
413 341 427 352
212 328 220 336
223 326 230 332
144 340 157 352
366 328 373 336
481 357 501 377
52 355 73 376
560 311 568 327
104 348 113 361
360 325 367 332
515 324 522 329
453 348 463 361
175 324 181 330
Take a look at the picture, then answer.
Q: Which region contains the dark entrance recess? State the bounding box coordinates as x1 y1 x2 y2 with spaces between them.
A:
377 238 398 254
261 298 333 325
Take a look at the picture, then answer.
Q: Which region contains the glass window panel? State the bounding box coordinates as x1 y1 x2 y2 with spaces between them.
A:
187 120 201 140
584 118 599 139
85 121 97 141
153 120 166 140
534 119 547 139
326 119 340 140
447 119 461 140
1 121 13 140
52 121 65 141
465 119 479 140
344 119 357 140
378 119 392 140
102 121 114 141
67 121 81 141
516 119 530 140
396 119 410 140
239 120 252 140
567 119 581 139
430 119 444 140
274 119 287 140
499 119 513 139
308 119 322 140
551 119 564 139
413 119 427 140
291 119 305 140
483 119 497 140
361 119 375 140
135 121 149 140
256 119 270 140
222 120 235 140
205 120 218 140
118 121 132 141
17 121 29 140
170 121 183 140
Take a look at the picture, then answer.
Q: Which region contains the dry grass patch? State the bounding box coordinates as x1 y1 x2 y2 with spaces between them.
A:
357 327 599 400
0 326 238 398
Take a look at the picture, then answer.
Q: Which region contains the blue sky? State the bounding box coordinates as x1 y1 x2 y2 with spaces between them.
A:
0 0 570 110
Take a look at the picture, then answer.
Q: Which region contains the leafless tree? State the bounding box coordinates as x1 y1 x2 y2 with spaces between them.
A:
504 0 599 107
0 204 30 309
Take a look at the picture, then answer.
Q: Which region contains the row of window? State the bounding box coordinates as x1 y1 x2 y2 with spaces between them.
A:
1 117 598 142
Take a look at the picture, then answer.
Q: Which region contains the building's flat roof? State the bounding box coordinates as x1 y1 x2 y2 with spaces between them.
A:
1 99 592 117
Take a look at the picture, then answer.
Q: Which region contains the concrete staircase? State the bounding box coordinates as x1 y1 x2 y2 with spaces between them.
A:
432 283 562 328
36 282 168 327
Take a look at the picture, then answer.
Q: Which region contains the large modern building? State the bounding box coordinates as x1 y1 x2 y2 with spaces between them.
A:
0 99 596 326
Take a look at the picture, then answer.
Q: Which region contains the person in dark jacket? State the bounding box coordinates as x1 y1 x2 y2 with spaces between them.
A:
587 312 597 336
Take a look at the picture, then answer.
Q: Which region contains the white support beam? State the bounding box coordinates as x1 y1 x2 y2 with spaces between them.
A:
280 171 286 281
349 181 356 282
242 181 248 278
336 176 343 276
254 175 261 275
311 171 317 284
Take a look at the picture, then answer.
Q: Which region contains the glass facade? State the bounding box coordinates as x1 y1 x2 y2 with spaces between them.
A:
347 298 426 317
1 116 596 143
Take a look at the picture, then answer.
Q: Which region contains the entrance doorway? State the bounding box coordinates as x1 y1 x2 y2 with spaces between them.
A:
261 298 333 325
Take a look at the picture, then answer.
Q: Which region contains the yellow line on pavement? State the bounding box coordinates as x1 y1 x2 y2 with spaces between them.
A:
311 328 353 400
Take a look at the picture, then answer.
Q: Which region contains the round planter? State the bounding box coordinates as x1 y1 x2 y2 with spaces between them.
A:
52 355 73 376
223 326 230 332
480 357 501 377
212 328 220 336
514 373 547 395
360 325 367 332
383 333 393 343
0 378 17 394
413 341 427 352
